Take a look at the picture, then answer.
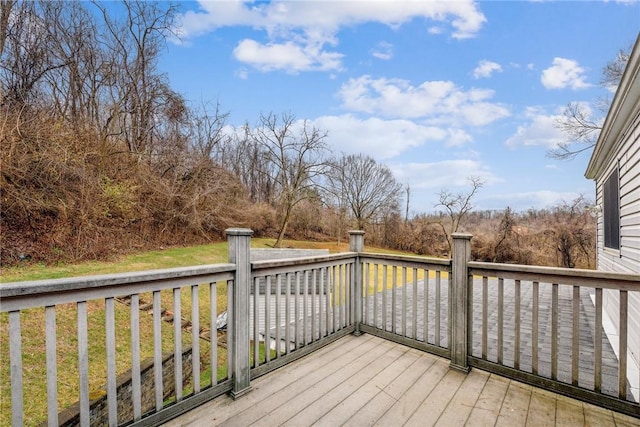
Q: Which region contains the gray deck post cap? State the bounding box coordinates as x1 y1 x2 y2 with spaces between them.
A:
225 228 254 236
348 230 365 235
451 232 473 240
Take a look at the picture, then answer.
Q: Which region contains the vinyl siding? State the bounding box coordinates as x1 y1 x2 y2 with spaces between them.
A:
595 110 640 371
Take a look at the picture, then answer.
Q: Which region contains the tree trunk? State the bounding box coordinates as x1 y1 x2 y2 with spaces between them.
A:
274 205 292 248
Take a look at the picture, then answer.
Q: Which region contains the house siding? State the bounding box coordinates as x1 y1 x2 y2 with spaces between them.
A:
595 109 640 371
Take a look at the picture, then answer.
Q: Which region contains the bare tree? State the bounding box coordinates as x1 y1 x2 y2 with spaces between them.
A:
92 0 180 155
404 183 411 223
552 103 602 160
40 1 105 127
435 176 484 256
600 47 631 89
0 0 15 58
550 44 631 160
252 112 330 247
327 153 402 231
225 124 276 204
188 100 231 161
492 206 516 263
323 158 348 244
0 1 62 107
548 196 595 268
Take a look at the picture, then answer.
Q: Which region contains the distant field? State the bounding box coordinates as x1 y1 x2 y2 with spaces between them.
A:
0 237 418 283
0 238 324 283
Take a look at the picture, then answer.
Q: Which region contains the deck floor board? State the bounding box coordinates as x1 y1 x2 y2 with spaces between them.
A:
163 335 640 427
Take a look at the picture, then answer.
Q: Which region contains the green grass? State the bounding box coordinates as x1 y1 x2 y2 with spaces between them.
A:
0 238 336 283
0 236 417 284
363 265 449 296
1 242 230 283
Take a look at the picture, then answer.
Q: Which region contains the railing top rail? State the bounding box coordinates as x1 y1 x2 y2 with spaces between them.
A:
0 263 236 298
360 252 451 268
469 261 640 290
251 252 357 271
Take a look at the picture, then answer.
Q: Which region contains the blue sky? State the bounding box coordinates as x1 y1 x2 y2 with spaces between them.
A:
158 1 639 214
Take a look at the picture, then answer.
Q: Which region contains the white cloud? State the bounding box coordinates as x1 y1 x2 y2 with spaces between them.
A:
473 60 503 79
446 129 474 147
179 1 486 39
235 68 249 80
505 107 566 149
309 114 449 160
541 57 591 90
391 160 500 191
176 1 486 72
175 1 253 37
338 76 510 126
233 39 343 72
483 190 581 210
371 42 393 60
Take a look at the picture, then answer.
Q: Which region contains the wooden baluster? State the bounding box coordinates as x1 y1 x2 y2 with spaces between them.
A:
9 311 23 427
532 281 539 375
594 288 602 393
424 270 429 343
78 301 90 425
572 285 580 386
254 277 260 364
276 274 282 357
286 273 292 355
173 287 183 402
391 265 397 334
551 283 559 381
382 265 388 332
514 280 521 370
210 283 218 386
303 271 309 344
45 306 58 426
482 276 488 360
413 268 418 340
498 278 504 365
265 276 271 362
106 297 117 425
619 290 629 400
435 271 441 347
295 272 301 349
373 264 378 329
402 267 407 337
192 285 200 393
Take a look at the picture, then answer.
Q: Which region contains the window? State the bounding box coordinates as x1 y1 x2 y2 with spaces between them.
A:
603 167 620 250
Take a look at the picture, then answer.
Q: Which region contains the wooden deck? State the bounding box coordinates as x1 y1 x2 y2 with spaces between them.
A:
164 334 639 427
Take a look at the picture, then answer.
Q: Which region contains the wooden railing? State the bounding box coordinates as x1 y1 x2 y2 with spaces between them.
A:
2 230 639 425
1 263 236 426
0 229 359 426
467 261 640 416
249 252 356 379
355 233 640 418
358 252 451 360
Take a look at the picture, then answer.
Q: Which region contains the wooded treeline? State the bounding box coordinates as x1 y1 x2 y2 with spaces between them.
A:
0 1 595 269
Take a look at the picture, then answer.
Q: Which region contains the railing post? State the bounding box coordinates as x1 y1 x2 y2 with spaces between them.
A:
226 228 253 399
349 230 365 336
450 233 472 373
